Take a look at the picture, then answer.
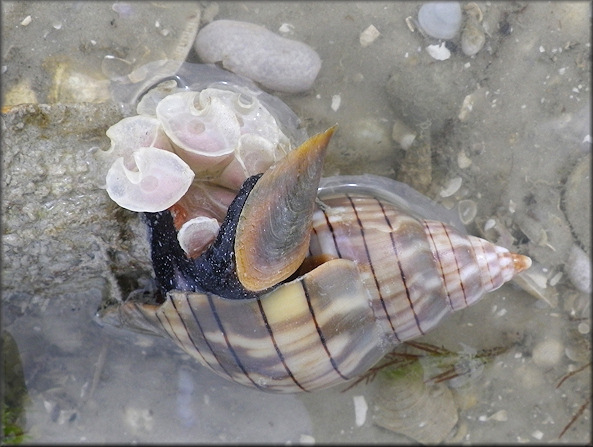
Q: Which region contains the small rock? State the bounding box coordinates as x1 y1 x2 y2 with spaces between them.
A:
566 244 592 293
195 20 321 93
418 2 462 40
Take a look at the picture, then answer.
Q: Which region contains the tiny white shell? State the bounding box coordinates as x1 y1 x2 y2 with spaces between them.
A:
426 42 451 61
177 216 220 258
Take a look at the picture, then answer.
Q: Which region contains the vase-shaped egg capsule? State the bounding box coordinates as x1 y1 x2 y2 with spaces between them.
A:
103 127 531 393
156 89 241 173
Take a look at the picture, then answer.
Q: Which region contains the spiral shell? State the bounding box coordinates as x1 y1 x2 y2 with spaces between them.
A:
102 127 531 393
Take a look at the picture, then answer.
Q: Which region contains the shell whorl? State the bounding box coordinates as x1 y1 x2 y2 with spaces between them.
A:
309 194 530 344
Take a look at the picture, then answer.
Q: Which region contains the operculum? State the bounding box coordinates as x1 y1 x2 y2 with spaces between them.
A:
234 126 337 291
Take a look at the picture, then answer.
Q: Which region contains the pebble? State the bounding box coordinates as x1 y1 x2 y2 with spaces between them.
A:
490 409 509 422
566 244 591 293
418 2 462 40
194 20 321 93
532 430 544 440
331 94 341 111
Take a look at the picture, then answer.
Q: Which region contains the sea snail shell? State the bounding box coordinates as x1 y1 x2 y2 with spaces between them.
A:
105 127 531 393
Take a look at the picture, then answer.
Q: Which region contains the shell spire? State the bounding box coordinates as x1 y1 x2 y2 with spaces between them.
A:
512 252 532 273
423 220 532 311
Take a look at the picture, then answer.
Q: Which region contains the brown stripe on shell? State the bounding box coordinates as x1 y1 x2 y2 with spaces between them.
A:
255 299 307 392
467 236 515 293
301 277 348 381
148 260 385 392
423 220 485 310
344 194 404 342
161 297 214 371
205 293 267 390
169 290 302 391
311 194 451 343
467 234 496 291
160 292 239 382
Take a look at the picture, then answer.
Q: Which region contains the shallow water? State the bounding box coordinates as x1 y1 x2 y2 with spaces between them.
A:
2 1 591 444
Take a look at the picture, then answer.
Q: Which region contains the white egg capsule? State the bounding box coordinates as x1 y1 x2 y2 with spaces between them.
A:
98 63 303 218
105 146 194 212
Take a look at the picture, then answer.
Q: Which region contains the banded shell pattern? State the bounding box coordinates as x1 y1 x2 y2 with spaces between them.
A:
103 127 532 393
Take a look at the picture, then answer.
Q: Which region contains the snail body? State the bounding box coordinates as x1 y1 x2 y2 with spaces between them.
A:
105 128 531 393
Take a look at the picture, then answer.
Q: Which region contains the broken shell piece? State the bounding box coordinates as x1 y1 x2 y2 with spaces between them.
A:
360 25 381 47
532 338 564 368
178 216 221 258
458 94 475 121
457 150 472 168
372 365 458 444
105 146 194 212
440 176 462 197
458 199 477 225
461 20 486 57
512 260 559 308
464 2 483 23
426 42 451 61
353 395 368 427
